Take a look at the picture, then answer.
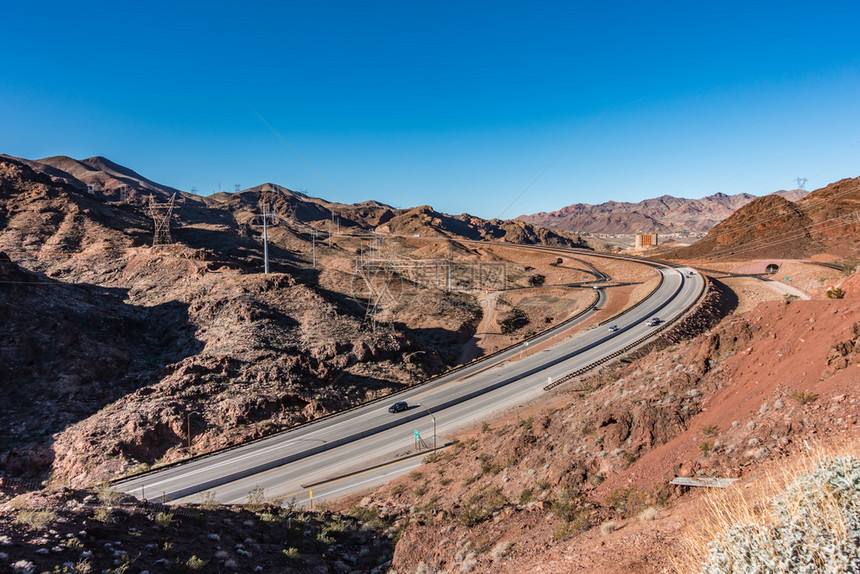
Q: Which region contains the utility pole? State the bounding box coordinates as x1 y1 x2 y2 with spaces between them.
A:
421 405 437 453
251 203 274 273
312 229 317 270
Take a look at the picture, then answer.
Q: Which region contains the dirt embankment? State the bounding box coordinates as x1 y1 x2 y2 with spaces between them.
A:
355 288 860 573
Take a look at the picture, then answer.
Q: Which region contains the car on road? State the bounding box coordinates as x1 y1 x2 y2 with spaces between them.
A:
646 317 661 326
608 324 618 332
388 401 408 413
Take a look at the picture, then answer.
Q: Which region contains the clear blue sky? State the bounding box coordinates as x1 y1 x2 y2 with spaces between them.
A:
2 1 859 219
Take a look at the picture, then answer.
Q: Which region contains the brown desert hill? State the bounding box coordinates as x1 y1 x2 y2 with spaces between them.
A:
380 204 586 247
0 152 585 487
665 175 860 261
24 154 187 203
0 155 478 485
518 192 770 234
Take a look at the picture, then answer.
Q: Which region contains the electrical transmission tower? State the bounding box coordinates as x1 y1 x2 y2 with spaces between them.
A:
148 193 177 247
795 177 808 190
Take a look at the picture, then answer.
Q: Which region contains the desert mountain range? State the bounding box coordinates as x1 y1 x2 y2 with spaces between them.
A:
518 189 809 234
0 153 858 573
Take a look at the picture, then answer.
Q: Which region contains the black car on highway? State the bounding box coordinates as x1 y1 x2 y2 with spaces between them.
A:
388 401 408 413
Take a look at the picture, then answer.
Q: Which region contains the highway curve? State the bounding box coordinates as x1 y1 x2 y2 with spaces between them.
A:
114 247 704 506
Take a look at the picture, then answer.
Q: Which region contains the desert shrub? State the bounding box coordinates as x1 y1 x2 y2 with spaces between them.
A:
154 509 174 527
600 520 621 535
792 390 819 405
478 453 503 475
457 487 507 527
550 487 582 522
281 547 303 565
199 490 219 510
244 485 266 511
92 506 113 523
15 509 57 529
697 456 860 573
528 274 546 286
826 287 845 299
605 487 646 518
700 440 715 458
185 555 207 570
500 308 529 333
519 488 535 504
701 424 719 437
97 481 123 506
638 506 658 522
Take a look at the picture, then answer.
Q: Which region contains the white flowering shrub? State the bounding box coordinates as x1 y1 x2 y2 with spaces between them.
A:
701 456 860 574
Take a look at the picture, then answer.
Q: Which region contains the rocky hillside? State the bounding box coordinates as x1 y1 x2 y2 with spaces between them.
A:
0 156 477 486
1 154 186 204
518 190 808 235
0 481 395 573
359 284 859 573
0 153 591 487
666 175 860 260
378 205 586 247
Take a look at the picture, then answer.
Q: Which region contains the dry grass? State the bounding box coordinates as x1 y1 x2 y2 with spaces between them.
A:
670 438 860 574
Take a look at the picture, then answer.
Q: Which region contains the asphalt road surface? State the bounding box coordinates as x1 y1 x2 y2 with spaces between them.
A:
114 249 703 506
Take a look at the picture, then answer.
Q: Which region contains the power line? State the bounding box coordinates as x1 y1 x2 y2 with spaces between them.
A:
695 210 860 261
690 182 860 246
496 112 604 220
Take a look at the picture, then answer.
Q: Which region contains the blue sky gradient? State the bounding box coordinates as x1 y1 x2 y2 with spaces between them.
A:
2 1 858 218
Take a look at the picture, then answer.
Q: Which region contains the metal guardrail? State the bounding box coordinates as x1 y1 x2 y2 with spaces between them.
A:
544 272 708 391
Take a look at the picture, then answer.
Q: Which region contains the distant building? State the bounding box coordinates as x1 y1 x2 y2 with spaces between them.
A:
635 232 658 250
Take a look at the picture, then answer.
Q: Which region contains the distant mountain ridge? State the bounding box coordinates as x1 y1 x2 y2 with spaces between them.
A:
666 176 860 260
518 189 809 234
2 153 585 248
0 154 189 203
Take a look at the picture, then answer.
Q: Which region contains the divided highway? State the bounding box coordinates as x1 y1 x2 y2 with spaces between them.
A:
114 249 704 506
